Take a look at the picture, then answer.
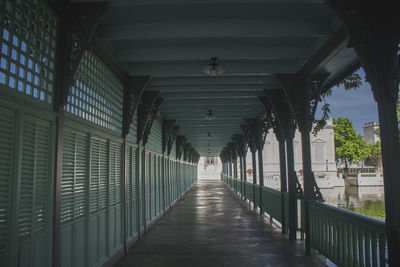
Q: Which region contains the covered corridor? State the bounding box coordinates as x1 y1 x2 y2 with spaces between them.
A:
115 180 325 267
0 0 399 267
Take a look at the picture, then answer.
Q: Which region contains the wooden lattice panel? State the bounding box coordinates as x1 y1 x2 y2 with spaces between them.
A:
0 0 57 103
66 51 124 134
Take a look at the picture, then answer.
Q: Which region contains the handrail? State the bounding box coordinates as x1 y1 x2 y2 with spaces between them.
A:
308 200 387 267
222 173 387 266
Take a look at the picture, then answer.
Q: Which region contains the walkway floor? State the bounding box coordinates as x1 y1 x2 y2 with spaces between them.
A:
115 180 326 267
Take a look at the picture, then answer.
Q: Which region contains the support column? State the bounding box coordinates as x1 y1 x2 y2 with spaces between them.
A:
278 138 288 234
263 90 299 239
233 159 238 179
278 75 324 253
251 151 257 207
286 138 297 240
327 2 400 264
245 118 267 214
229 160 232 177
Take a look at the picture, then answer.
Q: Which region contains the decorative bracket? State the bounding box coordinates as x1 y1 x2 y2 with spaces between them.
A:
244 118 266 151
137 91 163 145
227 142 238 162
176 136 187 159
259 96 285 142
167 126 180 156
183 143 193 162
241 124 256 154
327 0 400 104
276 74 328 134
263 90 296 141
162 120 176 154
56 2 108 110
232 134 247 158
122 76 151 138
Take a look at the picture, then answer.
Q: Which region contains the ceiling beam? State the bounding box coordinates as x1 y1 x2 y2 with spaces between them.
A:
72 0 325 7
161 91 265 99
126 60 299 76
98 19 331 41
161 98 262 107
148 75 275 86
146 83 280 92
116 45 311 62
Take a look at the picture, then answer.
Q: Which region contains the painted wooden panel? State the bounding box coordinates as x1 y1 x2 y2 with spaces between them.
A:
60 225 72 267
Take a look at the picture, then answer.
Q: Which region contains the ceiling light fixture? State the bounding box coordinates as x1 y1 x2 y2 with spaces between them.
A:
205 109 216 120
203 57 224 76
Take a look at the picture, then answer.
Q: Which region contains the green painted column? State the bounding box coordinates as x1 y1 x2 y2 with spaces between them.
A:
251 150 257 207
278 139 288 234
286 138 297 240
257 149 264 214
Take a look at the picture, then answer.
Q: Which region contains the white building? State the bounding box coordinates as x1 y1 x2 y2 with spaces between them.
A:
363 122 380 144
197 157 222 179
245 119 344 188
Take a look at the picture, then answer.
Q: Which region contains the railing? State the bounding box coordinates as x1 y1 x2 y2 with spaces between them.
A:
221 173 287 227
222 173 387 266
308 201 387 267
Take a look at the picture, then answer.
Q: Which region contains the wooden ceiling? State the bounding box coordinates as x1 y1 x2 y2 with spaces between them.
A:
72 0 359 156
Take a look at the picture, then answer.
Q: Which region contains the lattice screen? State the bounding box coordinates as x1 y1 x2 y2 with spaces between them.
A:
66 51 124 134
0 0 57 103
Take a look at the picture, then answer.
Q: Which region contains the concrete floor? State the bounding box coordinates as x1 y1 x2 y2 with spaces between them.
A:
115 180 327 267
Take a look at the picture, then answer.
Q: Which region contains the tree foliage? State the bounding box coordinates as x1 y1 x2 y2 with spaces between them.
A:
397 92 400 128
313 72 362 135
333 117 370 165
365 141 381 168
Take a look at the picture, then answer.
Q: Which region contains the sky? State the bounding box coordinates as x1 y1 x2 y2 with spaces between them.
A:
315 69 378 135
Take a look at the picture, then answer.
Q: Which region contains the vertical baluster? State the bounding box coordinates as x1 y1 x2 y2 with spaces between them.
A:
317 208 321 251
344 222 349 267
341 221 346 266
371 233 377 266
321 209 325 254
365 231 371 267
352 225 358 267
309 206 313 246
333 216 338 263
358 228 364 267
330 215 333 259
378 233 386 266
325 212 329 256
339 220 343 266
347 222 353 267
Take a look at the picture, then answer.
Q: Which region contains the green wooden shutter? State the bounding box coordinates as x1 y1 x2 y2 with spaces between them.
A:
90 137 100 213
74 133 88 219
61 130 88 223
0 107 15 264
109 141 122 206
19 116 51 240
132 147 138 232
125 146 132 235
99 139 108 211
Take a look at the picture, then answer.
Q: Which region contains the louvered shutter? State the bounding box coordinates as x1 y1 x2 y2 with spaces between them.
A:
61 130 75 223
18 116 52 241
74 133 88 219
0 108 15 256
109 141 122 206
90 137 100 213
99 139 108 210
61 130 88 223
132 147 138 231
